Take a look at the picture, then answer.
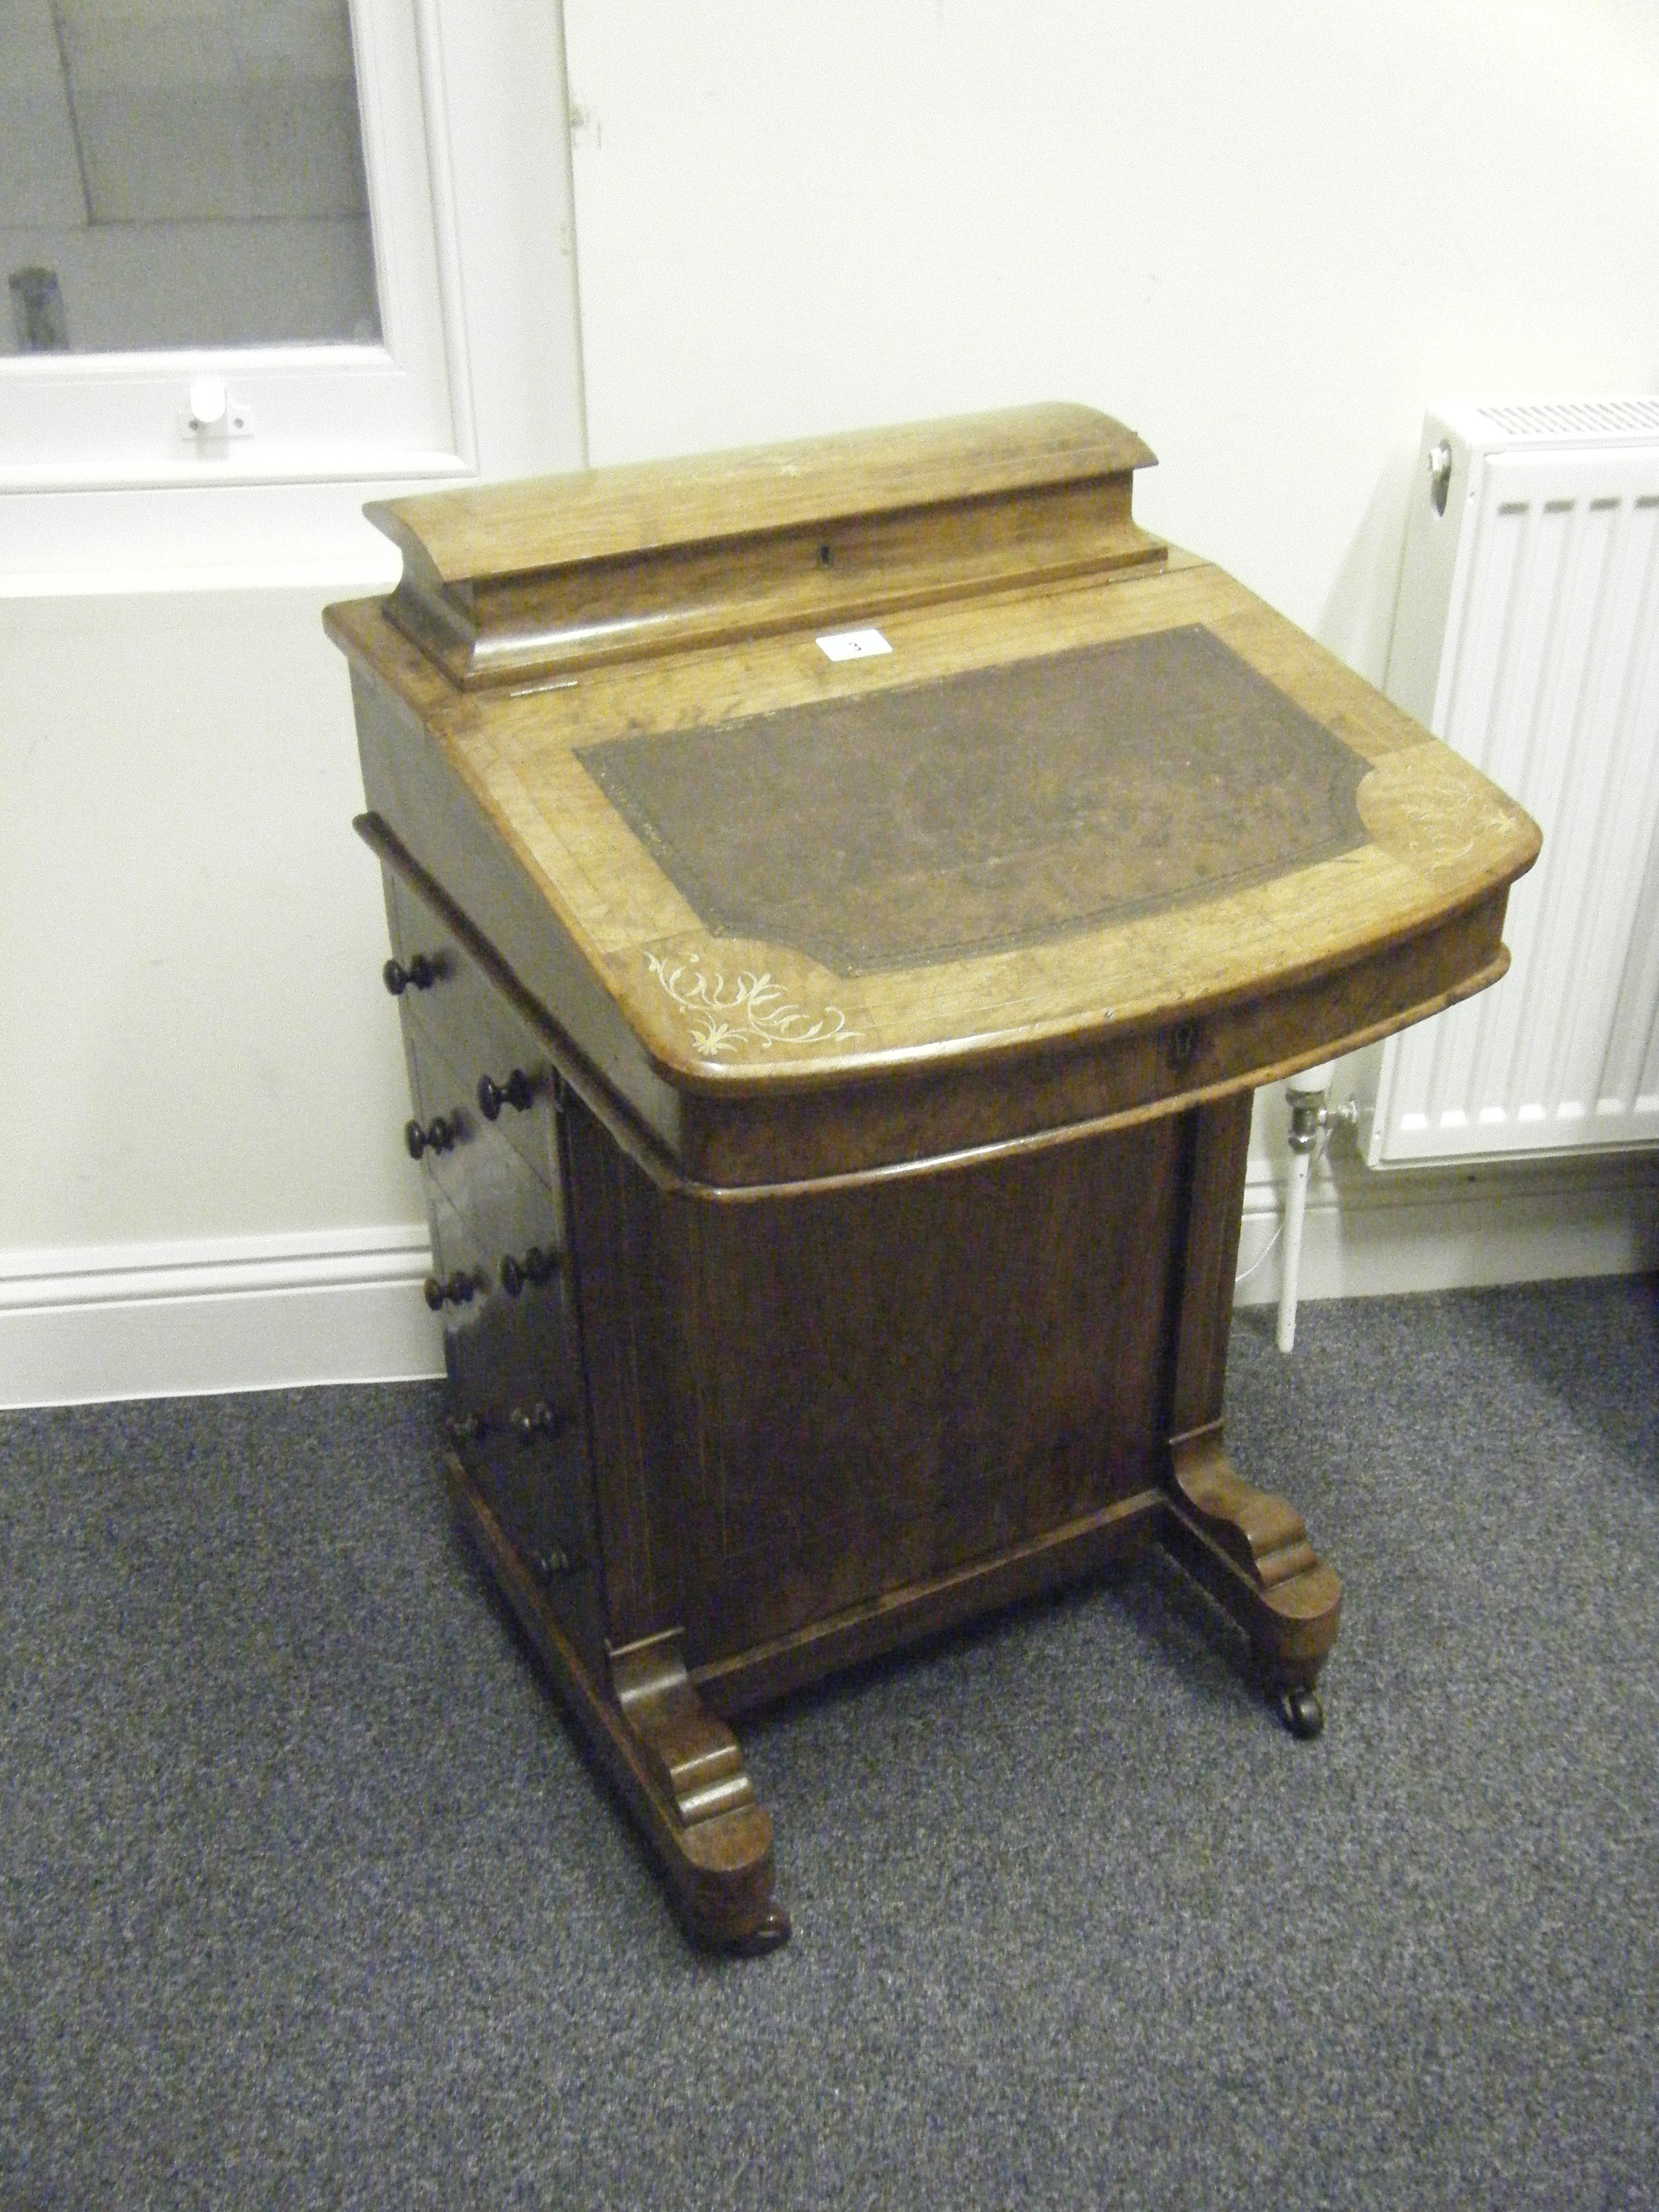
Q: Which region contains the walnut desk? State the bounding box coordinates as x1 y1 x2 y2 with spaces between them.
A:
325 406 1538 1952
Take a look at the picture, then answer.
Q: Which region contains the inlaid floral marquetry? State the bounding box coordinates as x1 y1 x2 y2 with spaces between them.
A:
643 950 859 1057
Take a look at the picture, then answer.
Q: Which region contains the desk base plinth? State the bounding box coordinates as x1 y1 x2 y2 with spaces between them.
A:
447 1356 1343 1953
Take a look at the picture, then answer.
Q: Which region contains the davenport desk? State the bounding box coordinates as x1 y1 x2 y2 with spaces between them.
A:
325 406 1538 1952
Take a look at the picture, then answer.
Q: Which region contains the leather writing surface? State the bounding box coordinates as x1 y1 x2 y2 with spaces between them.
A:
577 626 1370 976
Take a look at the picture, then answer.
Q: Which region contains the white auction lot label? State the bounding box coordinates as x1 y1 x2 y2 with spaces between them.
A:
816 626 893 662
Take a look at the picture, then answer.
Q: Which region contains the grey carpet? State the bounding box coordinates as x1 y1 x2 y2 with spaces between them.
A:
2 1276 1656 2210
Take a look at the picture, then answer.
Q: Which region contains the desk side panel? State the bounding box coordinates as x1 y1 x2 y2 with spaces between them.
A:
563 1094 1189 1672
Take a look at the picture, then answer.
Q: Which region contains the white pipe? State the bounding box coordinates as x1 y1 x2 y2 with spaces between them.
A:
1276 1143 1312 1352
1276 1060 1336 1355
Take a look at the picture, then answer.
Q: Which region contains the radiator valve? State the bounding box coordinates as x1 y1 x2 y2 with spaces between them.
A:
1287 1089 1360 1154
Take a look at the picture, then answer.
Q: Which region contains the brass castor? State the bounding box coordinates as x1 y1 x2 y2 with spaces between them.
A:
726 1901 793 1956
1276 1684 1324 1740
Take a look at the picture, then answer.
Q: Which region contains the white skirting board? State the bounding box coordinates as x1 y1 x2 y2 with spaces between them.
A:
0 1227 444 1410
2 1166 1655 1409
1234 1154 1659 1311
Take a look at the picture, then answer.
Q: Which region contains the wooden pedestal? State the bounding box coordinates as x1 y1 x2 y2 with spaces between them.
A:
369 823 1342 1949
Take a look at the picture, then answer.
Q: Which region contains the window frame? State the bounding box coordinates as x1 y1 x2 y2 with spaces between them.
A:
0 0 472 495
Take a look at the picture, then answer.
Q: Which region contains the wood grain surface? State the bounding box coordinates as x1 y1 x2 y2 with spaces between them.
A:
559 1087 1187 1667
327 457 1540 1161
368 403 1154 585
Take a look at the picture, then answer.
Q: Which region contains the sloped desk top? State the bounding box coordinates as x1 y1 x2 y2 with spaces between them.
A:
327 404 1537 1190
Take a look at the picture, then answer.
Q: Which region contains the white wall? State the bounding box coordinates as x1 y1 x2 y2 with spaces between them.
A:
0 587 411 1250
565 0 1659 673
4 0 1657 1407
0 0 585 1406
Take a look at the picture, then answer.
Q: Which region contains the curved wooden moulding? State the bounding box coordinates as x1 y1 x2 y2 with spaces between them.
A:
369 404 1164 689
1162 1428 1343 1686
446 1452 788 1952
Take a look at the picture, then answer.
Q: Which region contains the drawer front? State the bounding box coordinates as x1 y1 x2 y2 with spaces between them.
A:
409 1030 563 1259
423 1161 575 1420
401 1042 488 1195
379 865 606 1667
422 1121 605 1669
384 870 563 1193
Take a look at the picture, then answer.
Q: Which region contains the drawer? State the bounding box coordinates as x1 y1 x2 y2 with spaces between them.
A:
401 1034 489 1190
461 1415 592 1585
427 1162 602 1663
384 868 563 1193
455 1413 606 1670
424 1151 580 1429
406 1027 562 1231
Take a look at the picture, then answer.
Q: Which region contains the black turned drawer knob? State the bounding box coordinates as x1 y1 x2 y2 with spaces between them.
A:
383 953 439 996
509 1400 570 1444
444 1411 488 1446
423 1270 478 1310
499 1246 561 1296
531 1545 571 1585
477 1068 535 1120
404 1114 457 1160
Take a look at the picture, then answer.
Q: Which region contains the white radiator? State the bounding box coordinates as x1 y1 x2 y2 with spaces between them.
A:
1367 397 1659 1168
